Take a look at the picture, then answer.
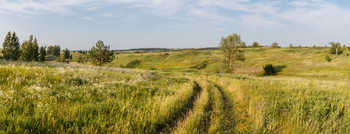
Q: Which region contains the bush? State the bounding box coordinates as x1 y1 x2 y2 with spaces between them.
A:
325 55 332 62
329 42 343 55
125 59 141 68
263 64 275 75
271 42 280 48
77 55 84 63
252 42 260 48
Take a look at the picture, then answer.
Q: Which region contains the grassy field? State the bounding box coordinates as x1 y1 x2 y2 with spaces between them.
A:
111 47 349 81
1 47 350 133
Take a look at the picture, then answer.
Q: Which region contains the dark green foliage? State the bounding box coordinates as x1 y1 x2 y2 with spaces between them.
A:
329 42 343 55
47 45 61 56
191 60 208 69
63 48 70 59
125 59 141 68
39 46 46 62
263 64 275 75
88 40 114 66
325 55 332 62
2 31 21 60
289 44 293 48
252 42 260 48
20 35 39 61
78 50 87 54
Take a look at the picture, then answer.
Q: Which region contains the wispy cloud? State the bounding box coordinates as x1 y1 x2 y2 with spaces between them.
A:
1 0 350 31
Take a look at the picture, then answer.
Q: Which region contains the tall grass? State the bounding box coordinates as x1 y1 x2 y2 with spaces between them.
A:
0 63 196 133
211 74 350 133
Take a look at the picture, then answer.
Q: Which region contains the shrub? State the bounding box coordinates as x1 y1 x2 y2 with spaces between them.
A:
271 42 280 48
77 55 84 63
325 55 332 62
125 59 141 68
329 42 343 55
252 42 260 48
263 64 275 75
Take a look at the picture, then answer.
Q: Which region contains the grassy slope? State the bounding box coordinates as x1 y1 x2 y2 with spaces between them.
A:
111 47 348 81
3 47 350 133
0 62 197 133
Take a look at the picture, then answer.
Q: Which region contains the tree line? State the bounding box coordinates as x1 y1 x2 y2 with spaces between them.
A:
2 32 45 62
2 31 114 66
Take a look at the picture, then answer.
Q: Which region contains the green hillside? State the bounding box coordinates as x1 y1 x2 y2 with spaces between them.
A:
2 47 350 133
111 47 347 80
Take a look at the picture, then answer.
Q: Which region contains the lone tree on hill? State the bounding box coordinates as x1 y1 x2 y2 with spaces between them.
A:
271 42 279 48
2 31 21 60
88 40 114 66
39 46 46 62
219 33 245 73
20 35 39 61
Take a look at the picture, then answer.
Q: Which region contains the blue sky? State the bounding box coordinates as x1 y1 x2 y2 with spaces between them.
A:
1 0 350 50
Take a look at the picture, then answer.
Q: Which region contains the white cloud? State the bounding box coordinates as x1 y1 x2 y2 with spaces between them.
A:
1 0 350 32
186 7 234 22
79 16 94 20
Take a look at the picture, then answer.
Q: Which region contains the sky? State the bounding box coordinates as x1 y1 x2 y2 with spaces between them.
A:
1 0 350 50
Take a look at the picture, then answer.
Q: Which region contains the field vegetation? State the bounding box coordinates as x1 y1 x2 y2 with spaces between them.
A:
2 32 350 133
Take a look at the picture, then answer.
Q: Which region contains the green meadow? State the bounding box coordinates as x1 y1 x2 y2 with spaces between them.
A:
2 47 350 133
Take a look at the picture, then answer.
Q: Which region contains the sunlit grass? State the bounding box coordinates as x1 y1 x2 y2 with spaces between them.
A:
0 62 196 133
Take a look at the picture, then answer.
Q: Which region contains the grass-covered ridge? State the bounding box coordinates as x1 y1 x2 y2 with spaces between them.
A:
111 47 349 80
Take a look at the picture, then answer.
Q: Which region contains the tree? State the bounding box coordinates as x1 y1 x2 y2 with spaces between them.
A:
239 42 247 48
218 33 245 73
20 35 39 61
39 46 46 62
2 31 21 60
63 48 70 60
88 40 114 66
289 44 293 48
47 45 61 57
329 42 342 56
271 42 279 48
252 41 260 48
